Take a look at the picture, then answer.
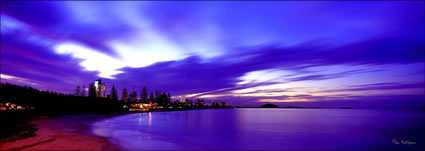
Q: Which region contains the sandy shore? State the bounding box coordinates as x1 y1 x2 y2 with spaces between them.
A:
0 114 122 151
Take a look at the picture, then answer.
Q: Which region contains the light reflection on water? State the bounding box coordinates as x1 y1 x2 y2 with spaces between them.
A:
92 109 424 150
149 112 152 127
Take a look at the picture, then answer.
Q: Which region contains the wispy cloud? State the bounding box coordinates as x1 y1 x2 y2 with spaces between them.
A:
0 74 38 86
1 1 423 106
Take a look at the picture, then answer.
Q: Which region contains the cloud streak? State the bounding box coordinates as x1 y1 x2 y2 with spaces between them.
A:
1 1 424 107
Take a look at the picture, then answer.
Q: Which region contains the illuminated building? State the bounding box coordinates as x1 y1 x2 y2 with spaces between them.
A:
92 79 107 97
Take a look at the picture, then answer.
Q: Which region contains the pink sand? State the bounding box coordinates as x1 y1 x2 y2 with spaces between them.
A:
0 116 120 151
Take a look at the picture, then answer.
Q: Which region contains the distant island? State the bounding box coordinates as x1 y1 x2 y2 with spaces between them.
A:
259 104 279 108
235 104 307 108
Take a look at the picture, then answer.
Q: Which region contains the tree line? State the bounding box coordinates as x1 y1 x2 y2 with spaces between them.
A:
0 82 230 115
0 83 123 115
72 84 229 108
73 85 172 106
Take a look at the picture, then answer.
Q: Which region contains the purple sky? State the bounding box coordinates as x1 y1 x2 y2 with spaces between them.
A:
1 1 424 107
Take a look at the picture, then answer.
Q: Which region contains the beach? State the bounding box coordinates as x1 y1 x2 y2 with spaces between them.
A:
0 113 121 151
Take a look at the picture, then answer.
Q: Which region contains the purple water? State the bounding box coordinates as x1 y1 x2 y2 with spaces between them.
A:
92 109 424 150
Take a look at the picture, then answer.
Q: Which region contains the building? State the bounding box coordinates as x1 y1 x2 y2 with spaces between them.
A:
90 79 106 97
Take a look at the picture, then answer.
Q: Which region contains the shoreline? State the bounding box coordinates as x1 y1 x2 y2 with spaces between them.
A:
0 113 123 151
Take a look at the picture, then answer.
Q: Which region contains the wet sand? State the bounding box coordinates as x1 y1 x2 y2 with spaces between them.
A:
0 114 122 151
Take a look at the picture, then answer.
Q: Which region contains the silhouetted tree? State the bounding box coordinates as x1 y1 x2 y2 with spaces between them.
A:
158 93 170 106
73 86 81 96
121 88 128 102
129 87 137 102
149 92 154 103
0 83 123 115
80 85 86 96
167 92 171 101
141 86 148 103
155 90 159 100
110 85 118 100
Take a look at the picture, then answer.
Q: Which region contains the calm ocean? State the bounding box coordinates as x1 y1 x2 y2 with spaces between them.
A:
92 108 424 150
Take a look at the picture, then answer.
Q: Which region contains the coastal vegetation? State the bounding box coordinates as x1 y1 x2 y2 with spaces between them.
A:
0 82 230 142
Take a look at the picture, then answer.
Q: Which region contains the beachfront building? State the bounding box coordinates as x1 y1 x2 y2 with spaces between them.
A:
129 102 158 112
89 79 107 98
